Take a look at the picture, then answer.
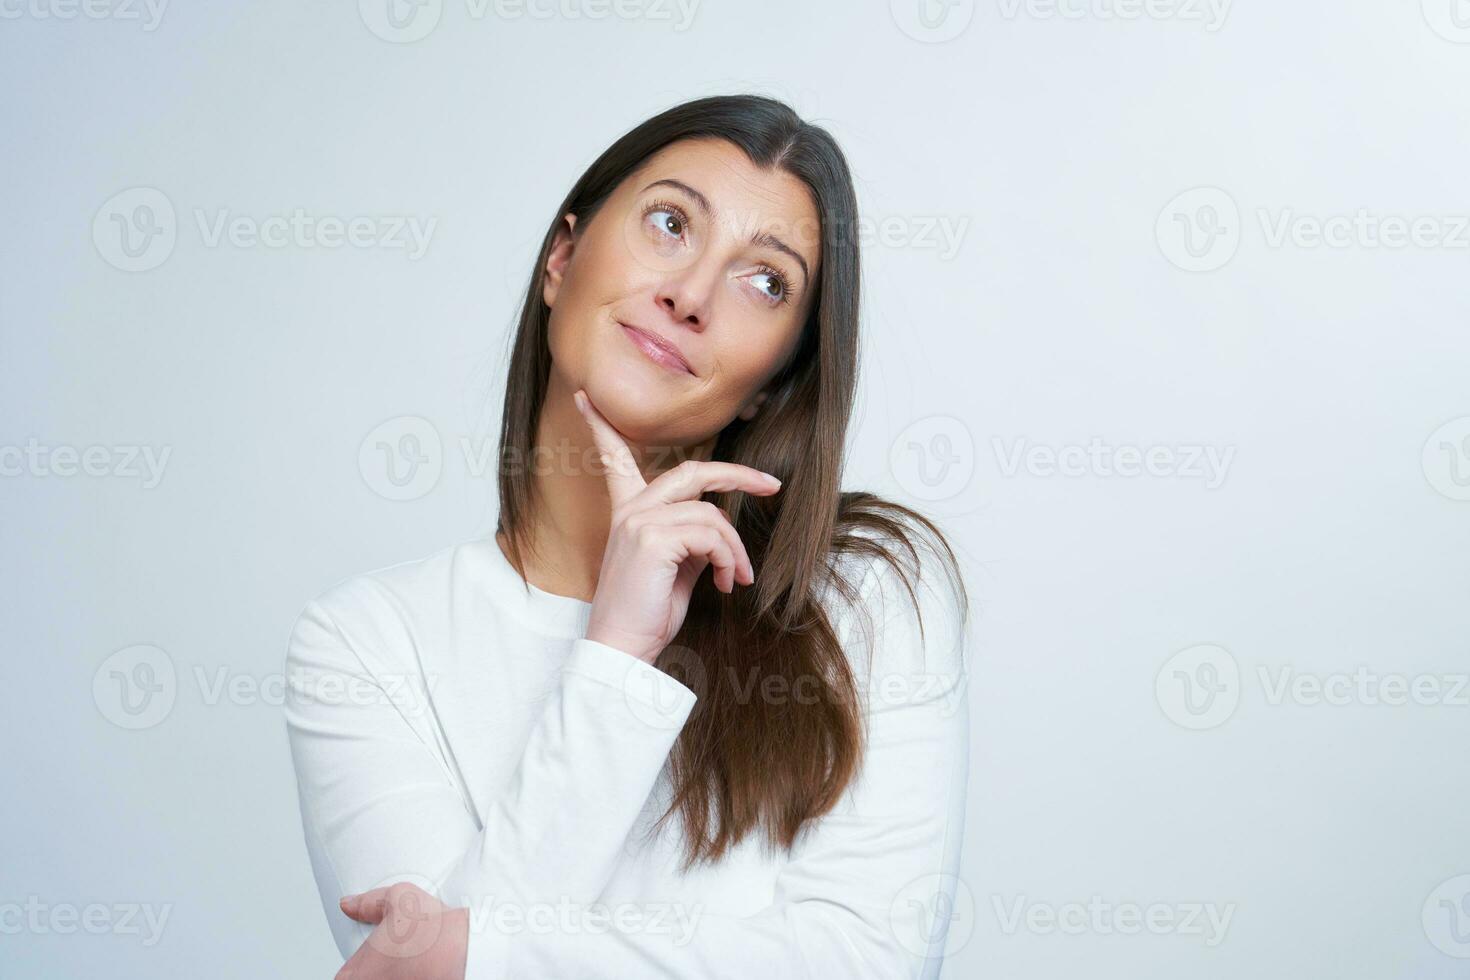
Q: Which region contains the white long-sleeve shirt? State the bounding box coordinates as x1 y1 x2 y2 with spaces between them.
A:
283 531 970 979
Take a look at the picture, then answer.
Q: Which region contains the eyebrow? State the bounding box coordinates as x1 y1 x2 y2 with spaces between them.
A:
640 178 812 289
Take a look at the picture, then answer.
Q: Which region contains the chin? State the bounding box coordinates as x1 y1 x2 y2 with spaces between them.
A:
584 373 698 447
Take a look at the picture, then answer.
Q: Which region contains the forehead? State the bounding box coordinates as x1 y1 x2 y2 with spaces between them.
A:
622 138 822 273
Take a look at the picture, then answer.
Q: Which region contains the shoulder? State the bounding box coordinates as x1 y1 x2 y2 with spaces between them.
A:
819 516 971 707
284 538 485 672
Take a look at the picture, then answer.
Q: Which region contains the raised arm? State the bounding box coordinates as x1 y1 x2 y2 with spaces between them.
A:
459 541 972 979
286 387 785 965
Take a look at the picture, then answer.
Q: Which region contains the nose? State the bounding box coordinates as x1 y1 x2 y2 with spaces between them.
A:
654 258 718 331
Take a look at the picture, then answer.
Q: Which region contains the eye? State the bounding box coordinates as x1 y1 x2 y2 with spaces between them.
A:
643 199 688 241
749 265 794 306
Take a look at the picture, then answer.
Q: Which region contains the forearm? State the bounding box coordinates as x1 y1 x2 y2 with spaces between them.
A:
437 637 696 908
456 893 935 980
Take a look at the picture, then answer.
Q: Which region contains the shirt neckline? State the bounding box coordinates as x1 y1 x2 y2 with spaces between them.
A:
478 532 594 640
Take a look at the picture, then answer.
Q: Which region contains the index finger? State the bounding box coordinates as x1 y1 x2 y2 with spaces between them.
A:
573 389 647 507
645 460 782 505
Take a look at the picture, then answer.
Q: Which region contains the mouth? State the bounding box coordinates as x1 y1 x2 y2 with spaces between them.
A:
617 320 696 376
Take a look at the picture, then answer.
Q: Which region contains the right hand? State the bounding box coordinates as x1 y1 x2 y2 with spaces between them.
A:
574 388 783 665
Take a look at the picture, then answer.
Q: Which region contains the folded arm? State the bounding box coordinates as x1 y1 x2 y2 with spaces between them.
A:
283 584 697 961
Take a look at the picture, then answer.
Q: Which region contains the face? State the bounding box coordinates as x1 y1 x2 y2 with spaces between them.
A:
542 137 822 448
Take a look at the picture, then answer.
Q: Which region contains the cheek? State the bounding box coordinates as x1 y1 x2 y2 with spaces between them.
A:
545 306 579 373
544 238 628 364
708 324 795 397
572 227 652 305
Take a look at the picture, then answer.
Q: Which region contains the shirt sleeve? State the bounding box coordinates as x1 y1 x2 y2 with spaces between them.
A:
282 585 698 962
464 543 973 980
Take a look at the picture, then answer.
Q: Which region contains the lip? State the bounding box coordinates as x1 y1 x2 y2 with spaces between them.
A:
617 321 695 376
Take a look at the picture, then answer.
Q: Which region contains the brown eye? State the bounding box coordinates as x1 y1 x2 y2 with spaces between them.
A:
646 206 685 240
749 267 793 306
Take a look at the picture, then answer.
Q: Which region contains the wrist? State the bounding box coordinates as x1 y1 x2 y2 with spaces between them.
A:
433 907 469 980
584 623 661 665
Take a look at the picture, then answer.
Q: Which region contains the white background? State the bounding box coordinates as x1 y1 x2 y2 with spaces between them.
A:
3 1 1468 977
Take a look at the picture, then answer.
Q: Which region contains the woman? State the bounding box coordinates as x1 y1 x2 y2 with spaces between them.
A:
284 94 971 980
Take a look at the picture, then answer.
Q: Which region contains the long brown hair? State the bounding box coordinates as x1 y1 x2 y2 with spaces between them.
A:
496 94 968 870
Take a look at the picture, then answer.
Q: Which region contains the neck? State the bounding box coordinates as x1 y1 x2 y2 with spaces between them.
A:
502 372 714 602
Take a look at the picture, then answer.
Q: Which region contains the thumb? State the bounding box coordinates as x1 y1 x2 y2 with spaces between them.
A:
339 887 389 924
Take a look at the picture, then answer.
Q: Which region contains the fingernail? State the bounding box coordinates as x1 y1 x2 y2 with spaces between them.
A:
764 473 782 487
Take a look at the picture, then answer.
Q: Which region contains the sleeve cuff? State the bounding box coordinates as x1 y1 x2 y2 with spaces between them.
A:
563 637 698 730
